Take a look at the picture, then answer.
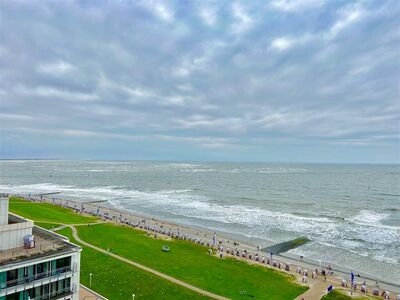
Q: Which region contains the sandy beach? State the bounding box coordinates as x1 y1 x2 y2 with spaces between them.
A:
15 193 400 299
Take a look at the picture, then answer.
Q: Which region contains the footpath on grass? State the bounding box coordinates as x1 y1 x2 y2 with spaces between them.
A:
68 225 229 300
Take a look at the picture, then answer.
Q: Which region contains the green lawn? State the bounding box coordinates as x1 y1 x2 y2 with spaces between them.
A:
9 197 97 224
77 223 308 300
57 227 211 300
35 222 62 230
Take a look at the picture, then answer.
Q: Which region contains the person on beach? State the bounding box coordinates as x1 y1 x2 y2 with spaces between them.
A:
361 285 367 293
341 278 347 287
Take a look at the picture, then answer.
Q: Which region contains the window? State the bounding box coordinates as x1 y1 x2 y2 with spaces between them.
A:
6 269 17 287
55 256 71 272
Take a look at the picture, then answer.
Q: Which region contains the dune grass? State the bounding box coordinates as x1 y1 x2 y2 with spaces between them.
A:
57 227 211 300
9 196 97 224
77 223 308 300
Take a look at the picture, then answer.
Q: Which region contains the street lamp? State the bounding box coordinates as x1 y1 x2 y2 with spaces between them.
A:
89 273 93 287
132 294 135 300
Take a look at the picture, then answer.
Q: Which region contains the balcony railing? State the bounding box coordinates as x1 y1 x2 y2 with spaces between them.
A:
21 287 72 300
0 266 71 289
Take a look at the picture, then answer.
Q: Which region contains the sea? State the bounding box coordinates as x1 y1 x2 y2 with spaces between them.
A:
0 160 399 284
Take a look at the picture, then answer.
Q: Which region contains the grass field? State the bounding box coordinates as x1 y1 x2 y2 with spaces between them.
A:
9 197 97 224
78 223 307 300
35 222 62 230
57 227 211 300
10 197 308 300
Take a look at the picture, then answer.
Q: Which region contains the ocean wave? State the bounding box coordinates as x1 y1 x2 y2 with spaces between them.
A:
255 167 308 174
2 182 399 269
346 210 400 230
179 168 218 173
175 167 309 174
376 193 400 197
384 208 400 212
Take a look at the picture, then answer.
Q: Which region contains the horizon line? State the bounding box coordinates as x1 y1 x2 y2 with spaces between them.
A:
0 158 399 165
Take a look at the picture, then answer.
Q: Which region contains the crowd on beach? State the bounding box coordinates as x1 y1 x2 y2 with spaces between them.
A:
24 195 400 300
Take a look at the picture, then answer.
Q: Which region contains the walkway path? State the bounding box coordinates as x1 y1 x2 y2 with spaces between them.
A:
294 281 330 300
68 225 229 300
79 284 108 300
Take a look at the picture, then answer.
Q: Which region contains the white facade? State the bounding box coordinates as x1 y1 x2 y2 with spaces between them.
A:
0 217 33 251
0 197 81 300
0 198 8 225
0 250 81 300
0 196 34 251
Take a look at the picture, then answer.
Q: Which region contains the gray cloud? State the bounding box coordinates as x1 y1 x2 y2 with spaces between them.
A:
0 0 399 162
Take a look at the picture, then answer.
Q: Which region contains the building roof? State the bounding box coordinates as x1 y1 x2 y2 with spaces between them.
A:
0 215 81 268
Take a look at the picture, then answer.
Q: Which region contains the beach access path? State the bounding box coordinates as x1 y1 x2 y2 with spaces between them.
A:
68 224 230 300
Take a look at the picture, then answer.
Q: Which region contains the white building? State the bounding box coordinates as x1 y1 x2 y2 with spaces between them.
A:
0 196 81 300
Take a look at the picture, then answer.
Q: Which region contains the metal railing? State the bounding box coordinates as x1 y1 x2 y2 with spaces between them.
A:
0 266 71 289
23 287 72 300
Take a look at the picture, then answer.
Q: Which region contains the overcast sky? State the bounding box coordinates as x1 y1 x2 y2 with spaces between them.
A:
0 0 399 163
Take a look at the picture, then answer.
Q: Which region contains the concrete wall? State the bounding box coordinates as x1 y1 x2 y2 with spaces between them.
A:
70 250 81 300
0 220 33 250
0 198 8 225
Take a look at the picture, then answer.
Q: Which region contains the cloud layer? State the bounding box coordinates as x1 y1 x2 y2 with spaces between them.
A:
0 0 399 162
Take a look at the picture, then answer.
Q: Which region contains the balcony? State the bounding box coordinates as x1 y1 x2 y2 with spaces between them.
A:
0 267 72 297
